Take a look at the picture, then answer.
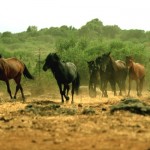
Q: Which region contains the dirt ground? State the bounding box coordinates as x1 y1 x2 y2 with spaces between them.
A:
0 86 150 150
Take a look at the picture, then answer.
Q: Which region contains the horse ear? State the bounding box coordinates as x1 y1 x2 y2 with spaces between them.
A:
54 53 60 61
105 52 111 56
108 52 111 56
126 55 133 60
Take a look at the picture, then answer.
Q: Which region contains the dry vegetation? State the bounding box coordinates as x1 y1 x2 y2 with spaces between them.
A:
0 86 150 150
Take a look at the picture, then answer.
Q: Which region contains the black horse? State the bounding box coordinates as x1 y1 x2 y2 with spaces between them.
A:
87 60 100 97
96 52 127 97
43 53 80 103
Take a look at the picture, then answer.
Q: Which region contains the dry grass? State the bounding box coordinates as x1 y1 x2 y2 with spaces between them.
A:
0 86 150 150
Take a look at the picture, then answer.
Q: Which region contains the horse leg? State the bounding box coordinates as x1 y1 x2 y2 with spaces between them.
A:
98 78 102 95
128 78 131 97
71 82 75 104
19 85 25 101
136 80 140 96
94 82 97 97
14 76 25 101
57 82 64 103
14 84 20 99
101 80 105 97
122 80 126 95
89 79 92 90
5 80 13 99
110 80 116 96
118 81 122 96
139 77 144 96
64 84 70 101
14 84 25 101
89 79 93 96
103 80 108 97
113 82 117 96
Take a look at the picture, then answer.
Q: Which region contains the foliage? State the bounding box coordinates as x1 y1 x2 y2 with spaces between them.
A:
0 18 150 89
110 98 150 115
82 107 95 115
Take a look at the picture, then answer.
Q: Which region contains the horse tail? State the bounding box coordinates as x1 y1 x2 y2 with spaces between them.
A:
23 65 34 79
74 72 80 95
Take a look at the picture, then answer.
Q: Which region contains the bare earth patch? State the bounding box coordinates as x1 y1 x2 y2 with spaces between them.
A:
0 86 150 150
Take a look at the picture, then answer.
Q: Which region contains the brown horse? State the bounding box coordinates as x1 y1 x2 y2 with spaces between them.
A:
0 57 34 101
96 52 128 97
126 56 145 97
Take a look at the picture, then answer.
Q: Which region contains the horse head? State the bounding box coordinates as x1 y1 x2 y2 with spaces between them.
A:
87 60 98 75
43 53 60 71
126 56 134 68
95 56 101 65
100 52 111 72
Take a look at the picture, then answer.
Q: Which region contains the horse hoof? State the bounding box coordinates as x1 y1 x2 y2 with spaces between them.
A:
22 99 25 103
66 96 70 101
137 93 142 97
104 95 108 98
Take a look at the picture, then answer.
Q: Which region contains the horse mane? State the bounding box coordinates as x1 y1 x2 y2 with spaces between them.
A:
0 58 8 67
109 56 118 71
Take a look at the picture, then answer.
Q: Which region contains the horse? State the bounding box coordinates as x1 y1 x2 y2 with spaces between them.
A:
43 53 80 103
87 60 100 97
0 57 34 101
96 52 128 97
126 56 145 97
96 55 114 97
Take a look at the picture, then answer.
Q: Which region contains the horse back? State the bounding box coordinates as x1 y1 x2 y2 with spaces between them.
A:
0 58 25 79
56 61 78 84
115 60 127 70
130 63 145 79
64 62 78 79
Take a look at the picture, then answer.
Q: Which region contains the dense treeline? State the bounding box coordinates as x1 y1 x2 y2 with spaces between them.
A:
0 18 150 91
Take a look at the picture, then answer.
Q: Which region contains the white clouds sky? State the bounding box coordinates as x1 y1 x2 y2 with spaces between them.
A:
0 0 150 33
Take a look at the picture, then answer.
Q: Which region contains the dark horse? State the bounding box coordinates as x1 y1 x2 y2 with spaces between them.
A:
87 60 100 97
126 56 145 97
43 53 80 103
0 57 34 101
96 52 127 97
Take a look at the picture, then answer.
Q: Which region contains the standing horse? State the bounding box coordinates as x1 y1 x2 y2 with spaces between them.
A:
96 52 127 97
126 56 145 96
0 57 34 101
43 53 80 103
87 60 100 97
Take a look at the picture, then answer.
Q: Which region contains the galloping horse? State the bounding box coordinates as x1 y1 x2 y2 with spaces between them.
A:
43 53 80 103
87 60 100 97
0 57 34 101
126 56 145 96
96 52 127 97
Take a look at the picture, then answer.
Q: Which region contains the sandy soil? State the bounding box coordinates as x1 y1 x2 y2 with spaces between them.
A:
0 86 150 150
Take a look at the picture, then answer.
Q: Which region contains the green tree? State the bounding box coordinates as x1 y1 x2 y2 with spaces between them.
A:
120 29 146 41
78 18 103 38
103 25 121 38
27 26 38 32
1 31 12 37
